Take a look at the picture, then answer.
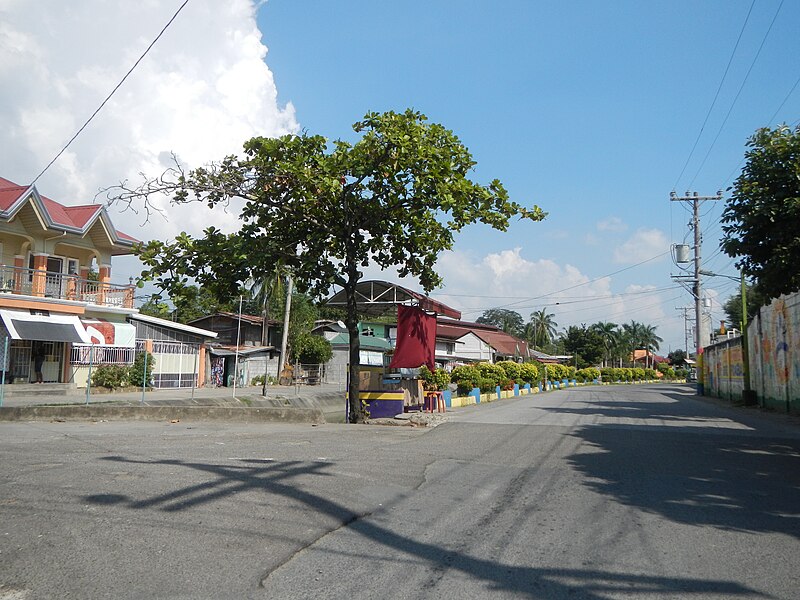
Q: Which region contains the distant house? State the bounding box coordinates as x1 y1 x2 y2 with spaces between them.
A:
0 176 136 385
0 175 221 389
313 320 394 384
434 318 568 366
632 349 668 368
188 312 282 386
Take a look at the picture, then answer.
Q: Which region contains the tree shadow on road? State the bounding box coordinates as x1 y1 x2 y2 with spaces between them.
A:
537 386 800 540
84 455 764 599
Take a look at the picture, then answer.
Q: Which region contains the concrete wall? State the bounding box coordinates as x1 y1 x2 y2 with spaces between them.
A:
703 290 800 414
703 337 744 402
749 292 800 413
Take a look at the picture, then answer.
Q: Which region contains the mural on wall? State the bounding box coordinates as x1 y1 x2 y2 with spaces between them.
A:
749 293 800 412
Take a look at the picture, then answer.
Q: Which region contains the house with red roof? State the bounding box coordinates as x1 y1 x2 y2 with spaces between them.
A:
0 176 216 389
434 317 569 368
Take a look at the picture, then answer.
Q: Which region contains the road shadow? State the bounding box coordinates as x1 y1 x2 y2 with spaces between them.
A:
535 386 800 539
84 455 764 598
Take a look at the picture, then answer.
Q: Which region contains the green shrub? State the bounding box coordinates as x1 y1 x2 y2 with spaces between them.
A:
519 362 539 384
674 367 688 380
576 367 600 383
496 360 521 382
419 365 451 391
130 351 156 388
91 364 129 389
633 368 645 381
450 365 480 394
251 375 265 386
477 362 504 387
477 376 497 393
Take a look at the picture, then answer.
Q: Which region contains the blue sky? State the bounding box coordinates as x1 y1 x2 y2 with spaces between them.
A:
256 0 799 351
2 0 798 353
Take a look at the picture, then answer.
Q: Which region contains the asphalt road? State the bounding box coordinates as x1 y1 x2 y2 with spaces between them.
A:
1 384 798 599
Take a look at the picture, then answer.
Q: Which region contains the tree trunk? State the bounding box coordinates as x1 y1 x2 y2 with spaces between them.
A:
345 282 364 423
279 276 293 383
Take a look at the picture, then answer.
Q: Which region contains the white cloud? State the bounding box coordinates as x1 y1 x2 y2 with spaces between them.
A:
597 216 627 232
0 0 297 276
612 228 669 264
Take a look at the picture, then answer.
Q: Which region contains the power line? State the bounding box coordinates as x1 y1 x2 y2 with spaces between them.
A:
687 0 785 188
672 0 756 191
30 0 192 187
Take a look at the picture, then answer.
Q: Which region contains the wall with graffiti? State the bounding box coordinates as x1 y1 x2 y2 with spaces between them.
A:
703 336 744 401
749 292 800 413
704 290 799 413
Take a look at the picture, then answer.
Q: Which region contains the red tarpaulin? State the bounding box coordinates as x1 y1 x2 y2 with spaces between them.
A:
389 305 436 371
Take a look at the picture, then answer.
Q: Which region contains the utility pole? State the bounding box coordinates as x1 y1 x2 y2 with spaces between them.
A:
670 190 723 393
670 190 723 353
675 306 693 354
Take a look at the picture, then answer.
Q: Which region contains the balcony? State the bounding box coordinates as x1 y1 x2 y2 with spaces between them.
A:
0 264 135 309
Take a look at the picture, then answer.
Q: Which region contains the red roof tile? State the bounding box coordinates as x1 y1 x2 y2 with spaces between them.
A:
0 175 138 244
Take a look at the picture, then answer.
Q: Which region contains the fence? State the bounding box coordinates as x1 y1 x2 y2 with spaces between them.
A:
0 264 134 308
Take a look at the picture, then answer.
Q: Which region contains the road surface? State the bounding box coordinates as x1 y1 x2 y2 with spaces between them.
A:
1 384 798 599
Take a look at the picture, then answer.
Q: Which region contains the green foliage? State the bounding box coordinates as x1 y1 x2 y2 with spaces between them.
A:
91 364 129 389
496 360 522 382
171 284 235 324
450 365 481 394
477 309 525 337
118 109 545 423
293 333 333 364
518 362 539 384
477 362 505 387
667 349 687 365
528 309 558 348
576 367 600 383
130 352 156 388
561 325 605 368
723 284 766 328
477 377 498 393
674 368 688 380
722 125 800 299
418 365 451 391
138 296 172 319
251 374 266 386
657 364 676 379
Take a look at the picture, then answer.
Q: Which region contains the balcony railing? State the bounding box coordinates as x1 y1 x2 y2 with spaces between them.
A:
0 264 135 309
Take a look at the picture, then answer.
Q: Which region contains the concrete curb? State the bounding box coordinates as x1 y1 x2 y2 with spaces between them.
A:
0 405 325 424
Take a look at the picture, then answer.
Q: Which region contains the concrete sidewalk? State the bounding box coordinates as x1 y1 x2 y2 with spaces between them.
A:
0 382 348 423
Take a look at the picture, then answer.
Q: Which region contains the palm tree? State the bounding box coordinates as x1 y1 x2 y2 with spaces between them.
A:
621 321 645 367
640 325 663 369
590 321 617 367
529 308 558 349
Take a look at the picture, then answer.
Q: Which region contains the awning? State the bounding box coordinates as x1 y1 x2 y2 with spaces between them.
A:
0 309 93 344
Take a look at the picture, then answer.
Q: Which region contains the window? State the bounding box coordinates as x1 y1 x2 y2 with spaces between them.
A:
67 259 79 275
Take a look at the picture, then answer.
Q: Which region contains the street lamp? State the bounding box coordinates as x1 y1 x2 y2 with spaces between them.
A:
699 270 757 405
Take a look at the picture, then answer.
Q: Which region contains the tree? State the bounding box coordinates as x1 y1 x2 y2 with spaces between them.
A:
476 309 525 336
293 333 333 364
721 125 800 299
667 349 687 365
110 109 545 423
528 308 558 349
561 324 605 368
722 284 765 329
138 296 172 319
589 321 618 367
640 325 663 369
